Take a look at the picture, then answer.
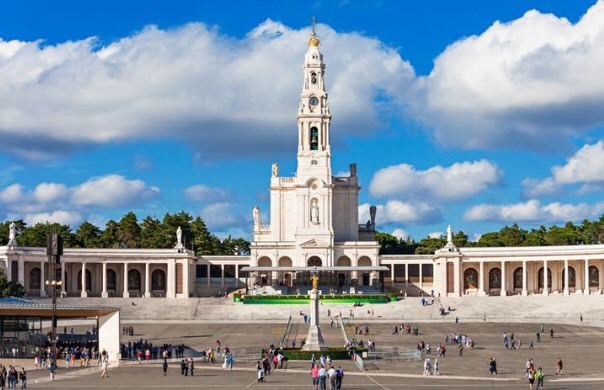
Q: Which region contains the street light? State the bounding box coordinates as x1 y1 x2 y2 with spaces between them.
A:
46 234 63 363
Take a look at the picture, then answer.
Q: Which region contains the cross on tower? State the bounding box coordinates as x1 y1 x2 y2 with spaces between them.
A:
310 16 318 35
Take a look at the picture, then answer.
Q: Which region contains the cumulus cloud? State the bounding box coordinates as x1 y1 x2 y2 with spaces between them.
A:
25 210 82 226
72 175 160 208
184 185 231 203
370 160 502 203
359 201 442 225
0 20 413 160
391 228 409 241
523 141 604 197
200 202 245 230
0 174 160 226
409 1 604 152
464 199 604 223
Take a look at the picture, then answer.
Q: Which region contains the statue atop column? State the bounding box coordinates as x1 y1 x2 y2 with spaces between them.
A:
174 226 184 250
271 163 279 177
7 222 18 247
311 274 319 291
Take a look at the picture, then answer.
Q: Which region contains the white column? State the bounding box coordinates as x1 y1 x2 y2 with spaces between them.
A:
102 262 108 298
167 261 176 298
404 263 409 288
584 259 590 295
478 261 485 295
221 265 226 288
500 261 507 296
543 261 549 295
144 263 151 297
563 259 569 295
419 264 424 288
123 263 129 298
390 264 394 285
17 259 25 285
60 261 66 295
81 263 88 297
522 261 528 296
6 260 12 282
40 260 47 297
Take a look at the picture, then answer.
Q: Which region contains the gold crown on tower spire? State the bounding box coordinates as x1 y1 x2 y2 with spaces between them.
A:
309 16 320 47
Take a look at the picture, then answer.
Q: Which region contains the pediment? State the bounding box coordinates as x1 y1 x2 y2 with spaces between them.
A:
299 239 329 248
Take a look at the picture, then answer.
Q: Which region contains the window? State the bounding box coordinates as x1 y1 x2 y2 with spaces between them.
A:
310 127 319 150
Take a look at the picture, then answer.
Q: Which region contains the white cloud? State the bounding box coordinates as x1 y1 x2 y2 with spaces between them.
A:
464 199 604 223
200 202 244 230
370 160 501 203
0 21 413 160
391 228 409 241
184 185 231 203
428 231 444 239
72 174 160 208
409 2 604 151
0 184 24 203
25 210 82 226
523 141 604 197
33 183 69 203
359 201 442 225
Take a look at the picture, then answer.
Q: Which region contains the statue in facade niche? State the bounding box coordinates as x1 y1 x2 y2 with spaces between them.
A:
310 201 319 224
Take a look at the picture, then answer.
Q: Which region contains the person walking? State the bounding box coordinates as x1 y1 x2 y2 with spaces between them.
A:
527 366 536 390
49 361 56 381
434 358 440 375
489 358 497 374
335 366 344 389
555 358 563 375
19 367 26 389
100 358 109 378
162 359 168 376
535 367 544 389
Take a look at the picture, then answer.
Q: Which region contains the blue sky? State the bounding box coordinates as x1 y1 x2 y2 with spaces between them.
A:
0 0 603 242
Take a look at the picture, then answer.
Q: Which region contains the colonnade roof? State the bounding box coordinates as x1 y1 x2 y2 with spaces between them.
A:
241 266 389 272
0 297 118 318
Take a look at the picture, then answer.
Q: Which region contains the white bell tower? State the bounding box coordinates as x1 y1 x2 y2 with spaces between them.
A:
296 27 332 183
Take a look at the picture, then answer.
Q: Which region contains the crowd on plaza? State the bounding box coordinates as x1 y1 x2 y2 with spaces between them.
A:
308 354 344 390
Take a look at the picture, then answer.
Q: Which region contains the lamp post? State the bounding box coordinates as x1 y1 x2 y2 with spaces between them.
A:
46 234 63 363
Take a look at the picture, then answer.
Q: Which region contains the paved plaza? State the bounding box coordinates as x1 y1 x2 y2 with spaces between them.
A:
6 299 604 390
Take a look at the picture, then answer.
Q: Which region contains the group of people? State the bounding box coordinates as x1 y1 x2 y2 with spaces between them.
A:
309 357 344 390
0 365 26 389
422 357 440 375
392 323 420 336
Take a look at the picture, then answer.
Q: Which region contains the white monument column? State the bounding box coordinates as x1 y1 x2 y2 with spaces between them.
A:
167 261 176 298
543 261 549 295
102 262 108 298
81 262 88 297
563 259 569 295
500 261 507 296
584 259 590 295
145 262 151 298
40 260 47 297
60 261 66 295
522 261 528 296
301 274 327 351
478 261 485 295
123 263 130 298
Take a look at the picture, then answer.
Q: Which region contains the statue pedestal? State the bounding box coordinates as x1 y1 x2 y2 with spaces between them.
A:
302 290 327 351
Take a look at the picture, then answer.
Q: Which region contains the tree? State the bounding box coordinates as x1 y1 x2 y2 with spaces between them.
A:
545 223 581 246
140 216 164 248
191 216 220 255
376 232 416 254
524 226 547 246
0 270 25 298
499 224 526 246
100 220 120 248
118 212 141 248
75 221 102 248
453 231 469 248
18 222 75 247
477 232 503 247
415 236 446 254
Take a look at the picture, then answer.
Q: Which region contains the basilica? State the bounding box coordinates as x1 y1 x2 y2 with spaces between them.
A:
2 31 604 299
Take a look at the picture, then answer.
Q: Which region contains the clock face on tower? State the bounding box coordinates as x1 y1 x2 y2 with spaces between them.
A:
309 96 319 106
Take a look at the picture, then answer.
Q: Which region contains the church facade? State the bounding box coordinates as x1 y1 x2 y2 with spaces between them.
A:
1 31 604 299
